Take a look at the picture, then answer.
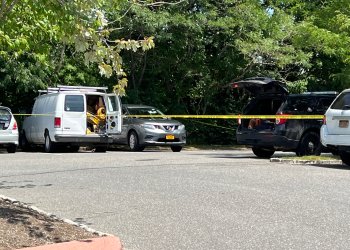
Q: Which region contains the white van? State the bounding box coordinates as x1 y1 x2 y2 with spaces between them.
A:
21 85 122 153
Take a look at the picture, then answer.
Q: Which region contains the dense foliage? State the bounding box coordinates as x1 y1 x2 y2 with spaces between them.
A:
1 0 349 144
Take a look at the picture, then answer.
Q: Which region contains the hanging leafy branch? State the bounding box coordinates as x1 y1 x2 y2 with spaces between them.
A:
0 0 159 95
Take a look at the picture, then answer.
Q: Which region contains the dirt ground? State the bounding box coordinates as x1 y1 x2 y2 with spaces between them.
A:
0 198 100 250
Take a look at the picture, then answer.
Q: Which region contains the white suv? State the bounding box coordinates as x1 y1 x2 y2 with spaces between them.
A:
321 89 350 165
21 85 122 153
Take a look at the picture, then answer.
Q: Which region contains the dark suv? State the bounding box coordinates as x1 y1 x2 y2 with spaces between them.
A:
234 77 337 158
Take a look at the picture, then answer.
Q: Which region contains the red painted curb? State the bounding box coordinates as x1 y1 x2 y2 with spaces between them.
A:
16 236 122 250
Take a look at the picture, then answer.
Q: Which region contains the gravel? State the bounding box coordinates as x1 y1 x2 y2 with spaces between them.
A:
0 197 101 250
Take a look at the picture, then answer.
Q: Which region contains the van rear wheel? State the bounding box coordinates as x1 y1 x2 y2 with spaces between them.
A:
20 131 31 151
252 147 275 158
44 133 55 153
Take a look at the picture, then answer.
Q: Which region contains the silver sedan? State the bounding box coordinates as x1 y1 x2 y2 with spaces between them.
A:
0 106 18 153
112 104 186 152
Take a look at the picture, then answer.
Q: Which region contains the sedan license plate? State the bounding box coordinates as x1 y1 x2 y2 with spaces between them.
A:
339 120 349 128
166 134 175 140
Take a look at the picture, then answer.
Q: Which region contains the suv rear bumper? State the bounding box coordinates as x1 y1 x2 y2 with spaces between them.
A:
236 129 298 150
54 134 112 145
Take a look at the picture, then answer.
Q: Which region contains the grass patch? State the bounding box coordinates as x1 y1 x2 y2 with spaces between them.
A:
185 144 246 150
280 155 340 161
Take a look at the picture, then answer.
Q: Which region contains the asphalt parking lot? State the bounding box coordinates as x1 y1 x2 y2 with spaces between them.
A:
1 148 350 250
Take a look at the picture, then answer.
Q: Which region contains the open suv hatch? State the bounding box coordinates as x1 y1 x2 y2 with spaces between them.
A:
234 77 337 158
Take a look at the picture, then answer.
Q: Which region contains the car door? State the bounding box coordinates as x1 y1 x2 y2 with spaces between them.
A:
105 94 122 134
61 94 86 135
325 91 350 135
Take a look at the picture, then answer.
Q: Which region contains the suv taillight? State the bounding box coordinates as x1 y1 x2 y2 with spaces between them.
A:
323 115 326 125
276 113 288 125
54 117 61 128
12 121 17 130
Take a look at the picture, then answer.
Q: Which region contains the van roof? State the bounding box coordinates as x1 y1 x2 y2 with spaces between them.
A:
38 85 108 95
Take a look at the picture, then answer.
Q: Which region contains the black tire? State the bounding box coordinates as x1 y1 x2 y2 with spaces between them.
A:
95 146 107 153
128 131 144 152
339 151 350 166
296 131 322 156
252 146 275 158
20 131 31 151
171 146 182 152
7 144 17 153
67 145 80 152
44 132 55 153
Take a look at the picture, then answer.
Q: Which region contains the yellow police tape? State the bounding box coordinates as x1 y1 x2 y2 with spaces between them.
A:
124 114 324 119
12 114 324 119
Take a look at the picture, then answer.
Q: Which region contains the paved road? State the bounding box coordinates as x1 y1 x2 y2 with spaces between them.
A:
1 149 350 249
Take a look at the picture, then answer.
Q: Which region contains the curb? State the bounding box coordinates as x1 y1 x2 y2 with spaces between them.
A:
270 158 343 165
16 236 122 250
0 195 122 250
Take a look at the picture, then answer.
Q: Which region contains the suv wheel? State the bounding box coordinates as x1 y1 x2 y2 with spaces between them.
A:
339 151 350 166
296 131 321 156
252 147 275 158
128 131 144 152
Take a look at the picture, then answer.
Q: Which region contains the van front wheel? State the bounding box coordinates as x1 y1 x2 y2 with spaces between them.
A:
44 133 55 153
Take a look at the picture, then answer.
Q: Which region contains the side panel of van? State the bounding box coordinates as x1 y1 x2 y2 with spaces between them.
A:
30 94 58 144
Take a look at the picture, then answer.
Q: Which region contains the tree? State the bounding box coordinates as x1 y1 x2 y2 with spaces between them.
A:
0 0 155 96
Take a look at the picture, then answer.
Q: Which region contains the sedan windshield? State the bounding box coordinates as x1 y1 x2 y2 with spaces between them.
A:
127 107 165 116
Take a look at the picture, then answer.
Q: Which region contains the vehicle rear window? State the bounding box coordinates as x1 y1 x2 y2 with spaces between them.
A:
0 109 11 121
0 108 11 130
280 97 313 113
331 92 350 110
315 97 335 112
64 95 84 112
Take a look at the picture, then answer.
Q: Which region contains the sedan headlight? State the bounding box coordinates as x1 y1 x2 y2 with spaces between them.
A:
178 124 185 130
142 124 156 130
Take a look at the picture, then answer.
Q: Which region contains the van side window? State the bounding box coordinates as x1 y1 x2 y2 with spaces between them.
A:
107 95 119 112
65 95 84 112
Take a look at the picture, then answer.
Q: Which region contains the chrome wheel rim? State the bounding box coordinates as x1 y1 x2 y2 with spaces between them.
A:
129 134 136 149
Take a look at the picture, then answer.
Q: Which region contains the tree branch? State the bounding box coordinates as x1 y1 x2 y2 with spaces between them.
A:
135 0 186 7
0 0 19 20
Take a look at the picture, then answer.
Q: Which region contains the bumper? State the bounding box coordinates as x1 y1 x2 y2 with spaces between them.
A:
236 129 298 150
54 134 112 145
140 130 186 146
320 126 350 147
0 134 19 146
